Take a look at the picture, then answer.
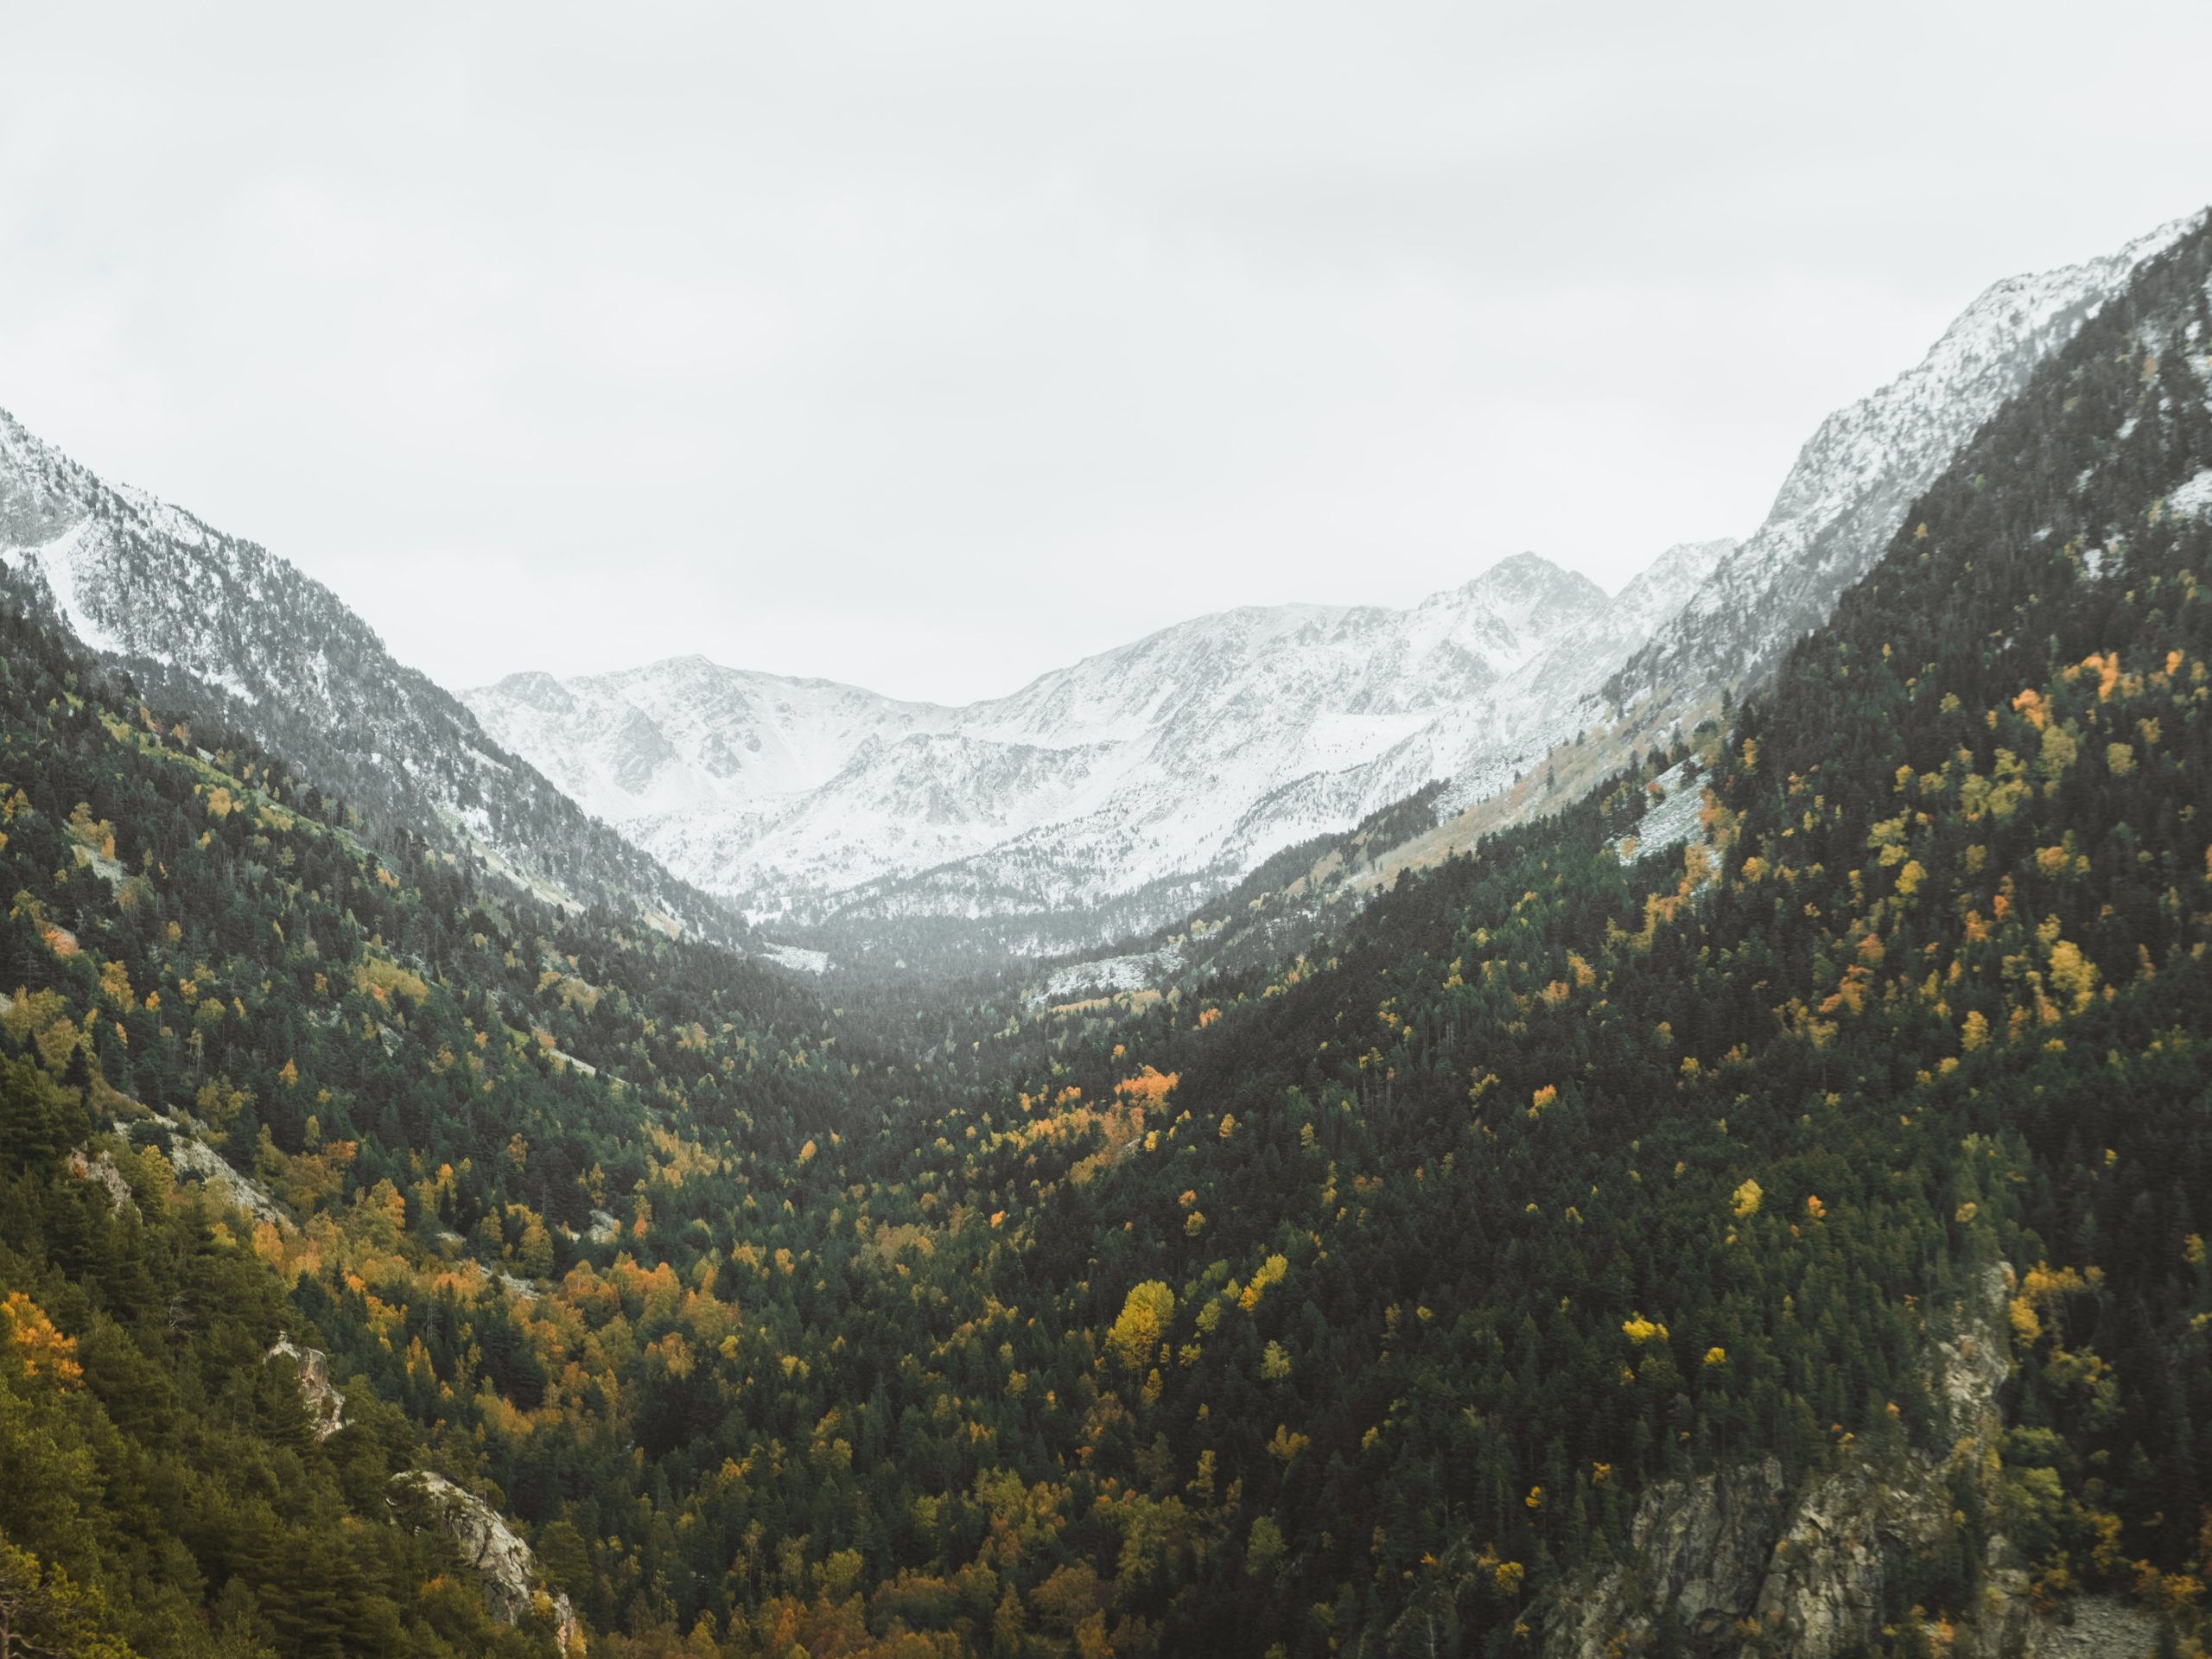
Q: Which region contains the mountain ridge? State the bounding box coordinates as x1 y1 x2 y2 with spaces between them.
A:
463 548 1704 940
0 405 748 946
7 209 2199 972
467 214 2201 957
1607 207 2209 710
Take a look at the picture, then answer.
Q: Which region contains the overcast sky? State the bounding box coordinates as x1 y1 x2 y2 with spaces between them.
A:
4 3 2211 704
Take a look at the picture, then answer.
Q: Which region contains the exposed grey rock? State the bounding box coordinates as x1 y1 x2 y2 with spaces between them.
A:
1926 1263 2013 1445
66 1146 137 1216
69 839 126 889
2023 1596 2161 1658
545 1045 596 1077
1548 1459 1790 1656
145 1115 292 1230
265 1334 346 1440
1542 1262 2091 1659
391 1471 582 1652
1740 1451 1950 1658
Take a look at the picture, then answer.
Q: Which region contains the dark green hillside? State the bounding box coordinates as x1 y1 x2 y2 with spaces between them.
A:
3 219 2212 1658
0 604 912 1656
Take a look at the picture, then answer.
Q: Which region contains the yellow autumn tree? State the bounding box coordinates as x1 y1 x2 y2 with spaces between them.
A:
1621 1313 1669 1345
1238 1253 1288 1313
0 1291 81 1386
2045 937 2098 1014
1105 1281 1174 1375
1113 1066 1178 1108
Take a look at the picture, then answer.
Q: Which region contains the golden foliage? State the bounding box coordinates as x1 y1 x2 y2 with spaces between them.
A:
353 953 429 1008
1620 1313 1669 1345
1112 1066 1178 1108
1104 1281 1174 1375
0 1290 80 1386
1237 1254 1288 1313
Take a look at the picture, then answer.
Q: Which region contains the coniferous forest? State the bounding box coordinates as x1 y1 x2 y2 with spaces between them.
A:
5 221 2212 1659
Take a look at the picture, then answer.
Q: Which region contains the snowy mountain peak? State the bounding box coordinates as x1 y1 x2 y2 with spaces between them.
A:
1456 549 1606 606
0 405 746 943
463 543 1702 936
1614 209 2207 707
1611 539 1737 605
468 211 2208 957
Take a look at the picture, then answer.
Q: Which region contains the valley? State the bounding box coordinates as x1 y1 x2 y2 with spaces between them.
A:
0 197 2209 1659
457 217 2199 971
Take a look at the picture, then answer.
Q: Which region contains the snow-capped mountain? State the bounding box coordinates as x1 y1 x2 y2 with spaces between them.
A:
1607 211 2206 710
0 408 745 943
9 207 2193 968
466 546 1725 934
473 212 2202 955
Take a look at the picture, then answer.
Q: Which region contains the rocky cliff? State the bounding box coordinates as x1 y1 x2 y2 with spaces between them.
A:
1544 1264 2166 1658
265 1335 347 1441
391 1470 583 1653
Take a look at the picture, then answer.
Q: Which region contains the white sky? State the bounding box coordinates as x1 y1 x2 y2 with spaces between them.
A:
4 3 2211 705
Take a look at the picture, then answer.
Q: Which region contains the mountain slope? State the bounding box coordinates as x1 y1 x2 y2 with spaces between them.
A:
0 566 880 1656
950 203 2212 1655
469 215 2199 967
1606 209 2204 711
467 549 1720 944
1272 208 2212 922
0 409 746 944
9 206 2212 1659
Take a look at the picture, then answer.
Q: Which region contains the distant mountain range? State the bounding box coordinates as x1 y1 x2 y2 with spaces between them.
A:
2 210 2197 966
462 544 1729 942
465 211 2200 956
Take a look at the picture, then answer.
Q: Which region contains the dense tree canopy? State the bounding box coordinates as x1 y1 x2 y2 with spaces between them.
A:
3 223 2212 1659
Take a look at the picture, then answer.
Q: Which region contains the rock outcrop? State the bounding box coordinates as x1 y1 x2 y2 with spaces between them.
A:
1541 1262 2165 1658
1731 1262 2017 1657
2022 1596 2160 1657
66 1146 137 1216
391 1471 582 1653
1547 1459 1793 1656
132 1114 292 1229
1737 1450 1956 1657
265 1334 346 1440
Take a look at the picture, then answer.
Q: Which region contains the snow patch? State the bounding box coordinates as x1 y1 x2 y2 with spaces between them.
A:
6 521 133 658
2169 467 2212 521
1031 945 1183 1006
1620 762 1708 862
760 942 830 974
